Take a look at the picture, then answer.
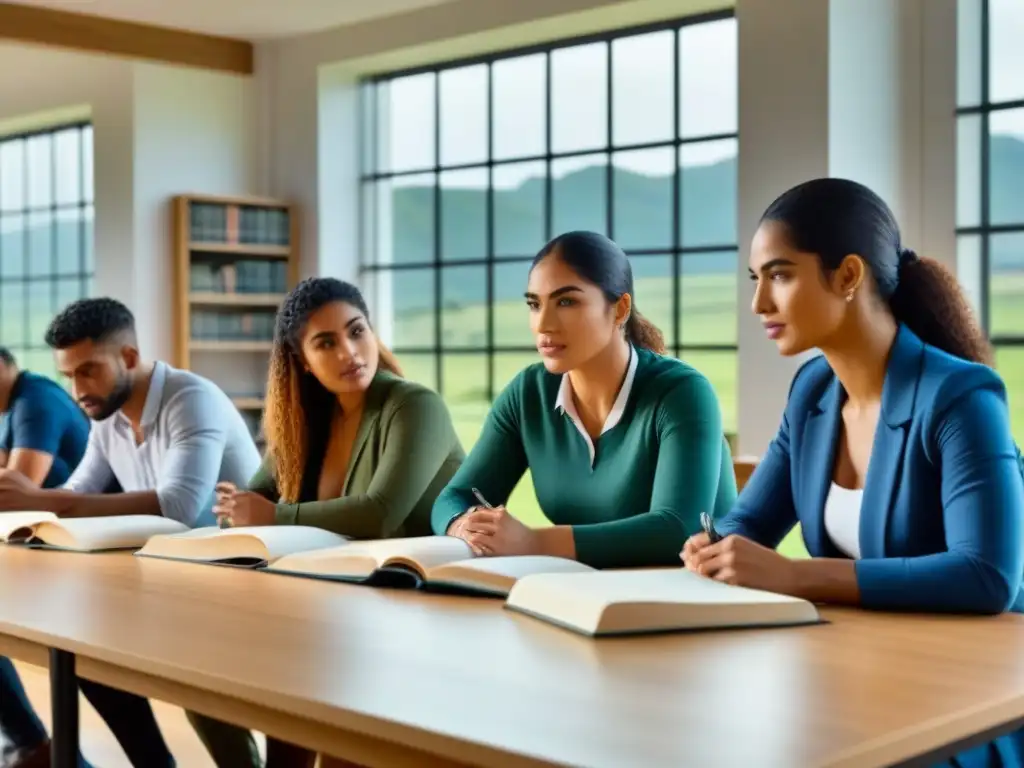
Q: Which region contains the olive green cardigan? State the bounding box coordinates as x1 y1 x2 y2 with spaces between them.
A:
250 371 465 539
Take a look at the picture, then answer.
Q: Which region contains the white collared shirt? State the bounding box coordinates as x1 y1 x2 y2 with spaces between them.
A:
62 361 262 526
554 346 639 466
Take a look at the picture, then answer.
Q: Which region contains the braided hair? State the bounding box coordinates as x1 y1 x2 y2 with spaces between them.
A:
263 277 402 502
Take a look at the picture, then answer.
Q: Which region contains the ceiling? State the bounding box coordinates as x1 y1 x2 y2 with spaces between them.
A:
3 0 455 40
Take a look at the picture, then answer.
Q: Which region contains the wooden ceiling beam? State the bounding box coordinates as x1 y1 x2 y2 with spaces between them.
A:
0 2 253 75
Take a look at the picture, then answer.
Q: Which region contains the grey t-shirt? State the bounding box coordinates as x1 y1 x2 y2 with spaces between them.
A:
63 361 262 527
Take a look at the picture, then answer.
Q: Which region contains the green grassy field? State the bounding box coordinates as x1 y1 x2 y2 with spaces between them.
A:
393 269 1024 561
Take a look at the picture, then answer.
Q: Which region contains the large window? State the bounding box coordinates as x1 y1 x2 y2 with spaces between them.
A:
360 14 737 521
957 0 1024 442
0 122 94 379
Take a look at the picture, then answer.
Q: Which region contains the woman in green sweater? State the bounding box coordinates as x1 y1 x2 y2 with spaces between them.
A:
205 276 464 768
213 276 464 537
431 230 737 569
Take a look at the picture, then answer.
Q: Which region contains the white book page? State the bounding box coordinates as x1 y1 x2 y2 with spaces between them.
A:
506 568 818 635
267 535 473 579
427 555 594 581
0 511 57 541
39 515 190 551
370 535 475 570
137 525 348 562
515 568 809 606
425 556 596 596
218 526 349 560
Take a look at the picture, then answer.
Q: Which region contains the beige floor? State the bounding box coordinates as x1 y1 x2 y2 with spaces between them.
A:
11 660 221 767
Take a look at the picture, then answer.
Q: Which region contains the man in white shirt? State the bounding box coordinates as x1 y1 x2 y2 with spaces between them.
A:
0 298 260 525
0 298 263 767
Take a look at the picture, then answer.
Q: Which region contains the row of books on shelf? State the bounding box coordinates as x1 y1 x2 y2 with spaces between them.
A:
0 512 821 639
191 310 275 342
190 202 290 246
191 260 288 296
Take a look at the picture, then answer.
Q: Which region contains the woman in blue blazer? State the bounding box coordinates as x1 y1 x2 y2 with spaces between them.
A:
683 178 1024 768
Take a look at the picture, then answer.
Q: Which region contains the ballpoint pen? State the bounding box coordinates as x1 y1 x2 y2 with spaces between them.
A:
700 511 722 543
471 487 494 509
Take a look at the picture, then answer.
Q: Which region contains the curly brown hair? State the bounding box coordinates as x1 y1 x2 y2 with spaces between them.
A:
890 256 993 366
762 178 993 366
263 277 402 502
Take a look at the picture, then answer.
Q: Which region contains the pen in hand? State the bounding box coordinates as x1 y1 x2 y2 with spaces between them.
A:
471 487 494 509
700 511 722 544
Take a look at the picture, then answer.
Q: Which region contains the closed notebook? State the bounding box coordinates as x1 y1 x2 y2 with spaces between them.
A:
504 568 822 637
2 514 189 553
267 535 596 597
135 525 350 568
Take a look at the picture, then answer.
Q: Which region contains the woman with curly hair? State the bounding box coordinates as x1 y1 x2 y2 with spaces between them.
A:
212 276 463 538
201 277 464 768
683 178 1024 768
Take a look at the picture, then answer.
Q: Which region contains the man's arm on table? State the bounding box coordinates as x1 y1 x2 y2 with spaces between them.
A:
34 385 226 524
21 434 163 516
30 488 162 517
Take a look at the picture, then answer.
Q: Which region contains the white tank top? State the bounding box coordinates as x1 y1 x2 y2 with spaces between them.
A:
823 483 864 560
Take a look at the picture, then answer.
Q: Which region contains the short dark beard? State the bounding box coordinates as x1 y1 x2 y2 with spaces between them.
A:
89 373 133 421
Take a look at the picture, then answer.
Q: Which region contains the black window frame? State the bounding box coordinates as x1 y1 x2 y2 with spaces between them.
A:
956 0 1024 345
0 120 94 370
357 9 738 411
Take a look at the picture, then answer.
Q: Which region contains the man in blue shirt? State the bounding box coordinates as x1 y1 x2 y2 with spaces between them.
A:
0 348 90 486
0 347 92 768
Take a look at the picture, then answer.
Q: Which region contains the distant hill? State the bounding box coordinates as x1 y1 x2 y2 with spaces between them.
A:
379 134 1024 312
0 135 1019 317
991 135 1024 232
386 156 737 312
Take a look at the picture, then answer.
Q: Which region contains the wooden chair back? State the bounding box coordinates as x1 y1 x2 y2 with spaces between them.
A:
733 456 760 492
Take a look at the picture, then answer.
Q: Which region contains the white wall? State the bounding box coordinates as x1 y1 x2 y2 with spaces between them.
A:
131 62 258 362
0 44 258 362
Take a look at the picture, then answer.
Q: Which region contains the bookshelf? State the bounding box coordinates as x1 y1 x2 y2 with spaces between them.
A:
172 193 299 447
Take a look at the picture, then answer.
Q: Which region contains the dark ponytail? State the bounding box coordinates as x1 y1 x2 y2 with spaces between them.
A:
761 178 992 365
531 230 666 353
625 309 666 354
889 250 992 366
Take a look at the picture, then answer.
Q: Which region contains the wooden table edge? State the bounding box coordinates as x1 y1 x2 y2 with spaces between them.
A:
822 692 1024 768
0 632 50 668
0 627 562 768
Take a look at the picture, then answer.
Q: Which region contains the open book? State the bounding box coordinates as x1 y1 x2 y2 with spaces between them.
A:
0 513 189 552
504 568 822 637
267 535 596 597
0 512 58 543
135 525 350 568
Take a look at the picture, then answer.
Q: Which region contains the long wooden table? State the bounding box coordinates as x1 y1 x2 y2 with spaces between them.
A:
3 548 1024 768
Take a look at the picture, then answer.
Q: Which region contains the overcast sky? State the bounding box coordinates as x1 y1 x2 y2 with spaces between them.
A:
377 19 736 187
376 5 1023 191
